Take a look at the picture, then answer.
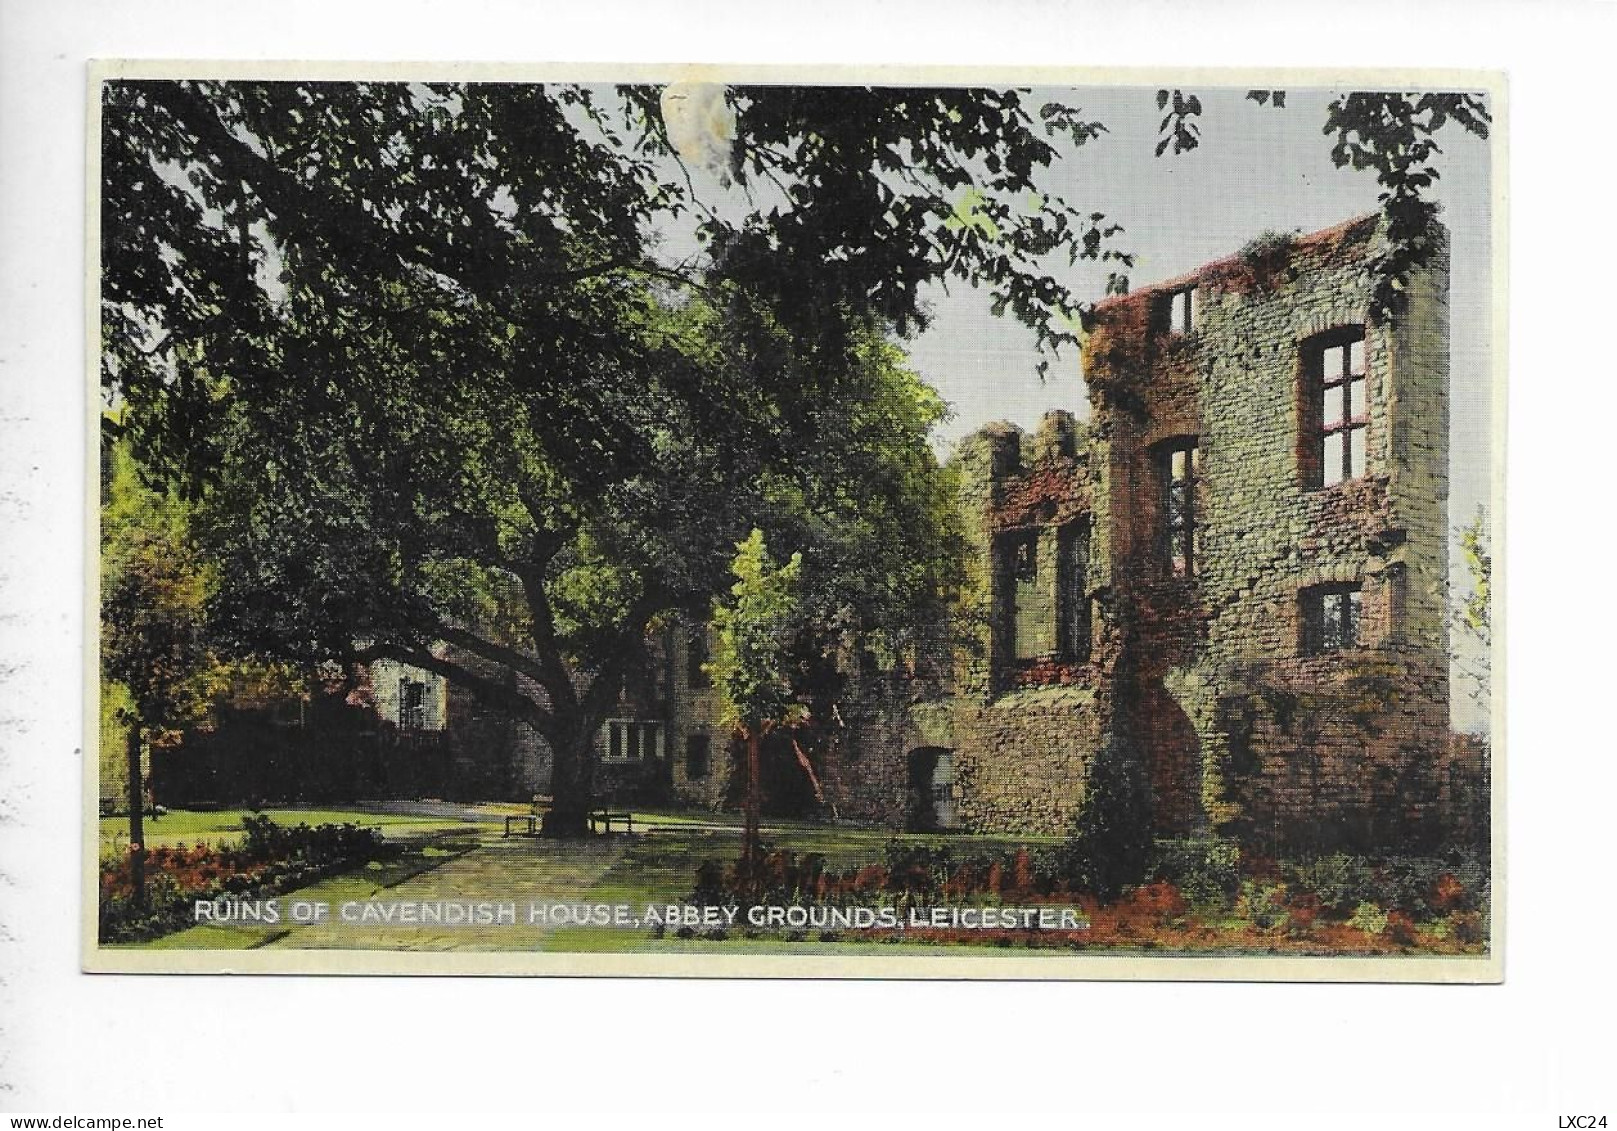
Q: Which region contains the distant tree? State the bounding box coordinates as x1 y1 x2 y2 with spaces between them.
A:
100 439 215 906
1453 507 1492 710
101 436 309 898
707 530 805 878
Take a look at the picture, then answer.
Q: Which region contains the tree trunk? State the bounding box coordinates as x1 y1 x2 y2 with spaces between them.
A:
541 724 598 838
126 725 146 909
741 729 762 883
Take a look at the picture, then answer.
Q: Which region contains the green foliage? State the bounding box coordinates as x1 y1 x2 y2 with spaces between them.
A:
1284 854 1378 919
1238 229 1298 268
1151 838 1242 911
1321 93 1490 322
652 84 1127 374
239 813 385 861
1237 881 1290 932
1164 87 1487 321
1453 507 1492 707
1280 850 1488 921
98 815 389 942
102 433 308 745
1458 512 1491 635
1154 89 1203 156
1051 737 1154 900
102 81 1126 483
1349 901 1389 935
99 679 136 800
101 436 215 743
708 530 804 735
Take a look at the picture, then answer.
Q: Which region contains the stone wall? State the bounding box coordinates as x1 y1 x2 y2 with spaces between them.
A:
1078 216 1454 851
667 620 733 810
934 411 1115 835
950 685 1104 835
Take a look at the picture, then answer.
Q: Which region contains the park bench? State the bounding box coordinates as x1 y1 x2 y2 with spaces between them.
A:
503 794 549 838
502 814 540 838
588 809 634 835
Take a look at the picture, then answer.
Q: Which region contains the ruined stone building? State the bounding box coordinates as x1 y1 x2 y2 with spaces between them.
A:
656 214 1468 853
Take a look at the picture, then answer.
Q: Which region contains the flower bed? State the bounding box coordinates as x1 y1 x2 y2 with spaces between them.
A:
674 840 1489 955
99 813 395 943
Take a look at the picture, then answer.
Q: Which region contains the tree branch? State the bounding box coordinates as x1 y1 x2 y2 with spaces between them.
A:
143 83 682 312
513 562 581 717
349 640 553 735
428 622 550 687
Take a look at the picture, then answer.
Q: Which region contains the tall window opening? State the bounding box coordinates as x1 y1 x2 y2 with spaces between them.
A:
1309 331 1368 487
1057 522 1091 661
1167 286 1197 335
998 529 1041 664
1161 438 1200 577
399 679 426 730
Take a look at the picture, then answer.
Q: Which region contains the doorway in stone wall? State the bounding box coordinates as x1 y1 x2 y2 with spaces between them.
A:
1139 682 1202 836
905 746 957 831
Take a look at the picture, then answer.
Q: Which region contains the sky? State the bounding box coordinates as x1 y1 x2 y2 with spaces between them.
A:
662 83 1496 730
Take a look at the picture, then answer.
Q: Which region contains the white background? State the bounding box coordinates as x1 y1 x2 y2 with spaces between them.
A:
2 0 1613 1120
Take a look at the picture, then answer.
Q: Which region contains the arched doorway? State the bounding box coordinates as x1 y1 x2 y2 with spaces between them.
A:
906 746 957 832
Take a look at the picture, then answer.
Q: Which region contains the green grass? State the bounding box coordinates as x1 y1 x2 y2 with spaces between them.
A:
98 806 497 853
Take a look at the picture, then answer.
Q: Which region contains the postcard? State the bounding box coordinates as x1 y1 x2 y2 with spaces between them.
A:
86 63 1503 979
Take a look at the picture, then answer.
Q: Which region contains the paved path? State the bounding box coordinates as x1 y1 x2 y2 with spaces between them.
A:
263 831 630 951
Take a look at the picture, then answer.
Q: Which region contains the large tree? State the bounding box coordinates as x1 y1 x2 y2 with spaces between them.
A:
196 273 964 834
98 80 1108 834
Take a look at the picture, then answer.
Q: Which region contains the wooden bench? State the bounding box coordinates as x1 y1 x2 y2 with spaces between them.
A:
588 809 634 835
503 814 540 838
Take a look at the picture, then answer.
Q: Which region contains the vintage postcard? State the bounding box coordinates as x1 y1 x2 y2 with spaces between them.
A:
85 63 1503 979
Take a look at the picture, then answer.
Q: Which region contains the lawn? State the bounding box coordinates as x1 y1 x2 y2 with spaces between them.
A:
97 805 504 854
